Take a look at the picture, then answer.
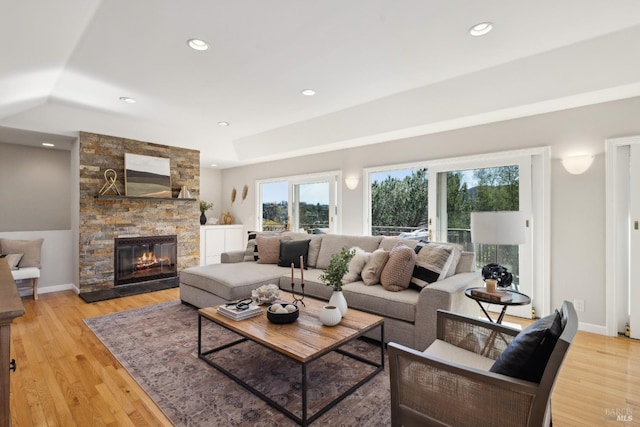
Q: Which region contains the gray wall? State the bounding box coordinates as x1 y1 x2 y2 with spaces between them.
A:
0 142 71 231
0 142 74 292
220 96 640 330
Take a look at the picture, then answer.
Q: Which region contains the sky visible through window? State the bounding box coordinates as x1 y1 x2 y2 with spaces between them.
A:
262 181 329 205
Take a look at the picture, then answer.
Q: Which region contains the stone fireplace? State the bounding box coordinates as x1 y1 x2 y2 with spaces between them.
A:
114 235 177 285
78 132 200 293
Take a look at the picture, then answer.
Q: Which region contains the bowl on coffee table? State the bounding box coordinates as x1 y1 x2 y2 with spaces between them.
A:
267 302 299 324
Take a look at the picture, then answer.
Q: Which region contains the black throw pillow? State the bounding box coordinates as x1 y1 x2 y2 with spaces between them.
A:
278 239 311 268
490 310 563 383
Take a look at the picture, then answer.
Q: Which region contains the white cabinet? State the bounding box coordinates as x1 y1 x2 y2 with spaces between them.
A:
200 225 244 265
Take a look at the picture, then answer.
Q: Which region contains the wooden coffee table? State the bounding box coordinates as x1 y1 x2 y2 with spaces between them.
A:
198 297 384 426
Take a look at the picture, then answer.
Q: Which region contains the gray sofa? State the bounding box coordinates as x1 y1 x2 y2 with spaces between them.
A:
180 233 482 349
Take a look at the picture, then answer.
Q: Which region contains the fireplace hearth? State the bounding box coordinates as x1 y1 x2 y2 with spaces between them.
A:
114 235 177 286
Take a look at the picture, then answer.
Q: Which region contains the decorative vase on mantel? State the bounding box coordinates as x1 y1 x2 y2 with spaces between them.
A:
200 212 207 225
329 291 348 317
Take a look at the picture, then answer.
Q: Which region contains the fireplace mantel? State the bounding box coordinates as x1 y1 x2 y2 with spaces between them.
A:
94 195 196 201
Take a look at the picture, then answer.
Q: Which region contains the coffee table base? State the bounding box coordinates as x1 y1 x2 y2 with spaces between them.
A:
198 315 384 426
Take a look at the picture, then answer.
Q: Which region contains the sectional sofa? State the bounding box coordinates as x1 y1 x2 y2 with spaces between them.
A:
180 232 482 349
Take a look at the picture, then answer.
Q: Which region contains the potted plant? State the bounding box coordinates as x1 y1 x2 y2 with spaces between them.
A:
319 247 355 316
199 200 213 225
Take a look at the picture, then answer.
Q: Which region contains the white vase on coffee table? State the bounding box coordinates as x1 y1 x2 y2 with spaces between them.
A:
329 291 348 317
319 305 342 326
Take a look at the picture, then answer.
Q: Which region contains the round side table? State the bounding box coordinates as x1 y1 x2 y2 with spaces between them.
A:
465 287 531 324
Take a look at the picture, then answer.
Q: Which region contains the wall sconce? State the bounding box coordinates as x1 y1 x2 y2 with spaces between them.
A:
345 176 359 190
562 155 594 175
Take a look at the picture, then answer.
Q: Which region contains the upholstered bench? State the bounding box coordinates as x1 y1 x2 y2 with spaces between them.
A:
0 238 44 300
10 267 40 300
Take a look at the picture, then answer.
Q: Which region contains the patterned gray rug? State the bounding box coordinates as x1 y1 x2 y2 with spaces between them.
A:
84 300 391 426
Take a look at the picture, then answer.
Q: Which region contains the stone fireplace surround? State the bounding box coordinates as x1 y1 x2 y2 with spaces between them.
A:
78 132 200 294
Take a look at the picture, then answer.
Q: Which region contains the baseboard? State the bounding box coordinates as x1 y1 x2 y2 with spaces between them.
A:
578 321 608 336
17 283 76 298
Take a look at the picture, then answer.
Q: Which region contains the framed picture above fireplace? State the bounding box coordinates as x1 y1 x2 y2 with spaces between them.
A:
124 153 172 198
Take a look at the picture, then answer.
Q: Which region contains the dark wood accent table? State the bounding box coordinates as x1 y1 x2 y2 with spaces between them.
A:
198 297 384 426
0 260 26 426
465 287 531 324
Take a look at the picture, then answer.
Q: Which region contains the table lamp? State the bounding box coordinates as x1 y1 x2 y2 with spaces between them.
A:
470 211 526 290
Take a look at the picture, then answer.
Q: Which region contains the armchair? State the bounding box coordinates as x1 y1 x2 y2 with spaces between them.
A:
388 301 577 427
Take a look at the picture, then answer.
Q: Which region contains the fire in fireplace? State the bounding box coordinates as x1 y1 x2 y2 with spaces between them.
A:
114 235 177 285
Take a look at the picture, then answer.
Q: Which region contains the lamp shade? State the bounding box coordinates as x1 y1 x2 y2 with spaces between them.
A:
470 211 526 245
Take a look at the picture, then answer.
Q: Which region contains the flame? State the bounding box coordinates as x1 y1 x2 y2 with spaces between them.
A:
136 251 158 269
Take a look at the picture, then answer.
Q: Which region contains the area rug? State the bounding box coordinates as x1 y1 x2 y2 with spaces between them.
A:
84 300 391 426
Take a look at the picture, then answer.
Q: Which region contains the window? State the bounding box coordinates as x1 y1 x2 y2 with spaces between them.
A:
438 165 521 278
258 172 340 234
368 166 429 238
365 148 548 318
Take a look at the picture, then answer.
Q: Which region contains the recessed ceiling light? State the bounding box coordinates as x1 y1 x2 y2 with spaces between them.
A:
42 142 55 147
188 38 209 51
119 96 136 104
469 22 493 36
210 163 217 167
301 89 316 96
218 121 230 127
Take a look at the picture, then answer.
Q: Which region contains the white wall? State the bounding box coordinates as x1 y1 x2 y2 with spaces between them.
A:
200 167 223 222
220 96 640 329
550 155 606 331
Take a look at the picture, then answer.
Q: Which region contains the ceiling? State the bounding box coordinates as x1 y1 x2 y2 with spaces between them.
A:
3 1 640 168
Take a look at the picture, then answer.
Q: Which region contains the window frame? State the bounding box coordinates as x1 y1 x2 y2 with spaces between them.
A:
256 170 342 234
363 147 550 317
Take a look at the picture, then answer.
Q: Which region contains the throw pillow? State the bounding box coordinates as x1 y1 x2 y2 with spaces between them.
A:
0 238 44 268
380 242 416 292
361 249 389 286
410 241 461 289
245 231 281 262
256 236 285 264
343 247 370 283
3 253 24 270
490 310 563 383
278 239 311 268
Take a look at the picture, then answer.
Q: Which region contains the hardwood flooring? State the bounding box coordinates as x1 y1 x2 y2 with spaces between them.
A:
9 289 640 426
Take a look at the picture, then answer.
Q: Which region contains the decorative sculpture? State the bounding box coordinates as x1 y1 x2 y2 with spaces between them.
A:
98 169 121 196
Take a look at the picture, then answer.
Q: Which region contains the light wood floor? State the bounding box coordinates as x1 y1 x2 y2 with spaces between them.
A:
8 289 640 426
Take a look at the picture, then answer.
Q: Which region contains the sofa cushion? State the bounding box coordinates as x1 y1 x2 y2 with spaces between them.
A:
2 253 23 270
455 251 475 274
278 239 310 268
180 263 286 301
343 247 370 283
0 238 44 268
379 237 419 251
361 249 389 286
490 310 563 383
342 281 418 323
380 242 416 292
411 241 462 289
315 235 382 269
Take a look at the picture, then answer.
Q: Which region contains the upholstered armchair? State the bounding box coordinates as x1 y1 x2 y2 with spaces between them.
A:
388 301 577 427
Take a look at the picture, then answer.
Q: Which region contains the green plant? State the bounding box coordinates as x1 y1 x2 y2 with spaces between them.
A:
199 200 213 213
319 247 355 292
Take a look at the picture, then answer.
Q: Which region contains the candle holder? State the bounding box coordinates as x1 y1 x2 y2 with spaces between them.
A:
291 280 306 307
